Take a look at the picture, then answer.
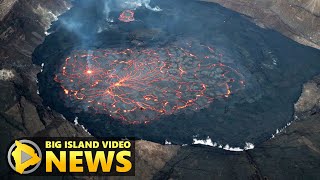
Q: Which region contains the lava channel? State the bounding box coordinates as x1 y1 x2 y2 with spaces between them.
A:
54 43 245 124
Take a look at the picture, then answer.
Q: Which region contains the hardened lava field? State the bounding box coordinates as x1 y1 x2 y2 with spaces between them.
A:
54 43 245 123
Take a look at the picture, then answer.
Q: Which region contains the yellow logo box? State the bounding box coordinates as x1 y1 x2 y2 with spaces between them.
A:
7 138 135 176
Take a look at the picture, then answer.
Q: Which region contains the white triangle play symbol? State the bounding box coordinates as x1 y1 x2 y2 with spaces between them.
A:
21 150 32 164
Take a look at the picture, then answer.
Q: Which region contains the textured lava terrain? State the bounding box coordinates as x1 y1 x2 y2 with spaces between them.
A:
54 42 245 123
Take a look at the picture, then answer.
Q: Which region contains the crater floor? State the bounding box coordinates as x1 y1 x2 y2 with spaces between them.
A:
33 0 320 146
55 43 245 123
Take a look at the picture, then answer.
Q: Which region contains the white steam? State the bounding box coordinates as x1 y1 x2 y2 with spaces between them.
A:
118 0 162 11
103 0 162 21
192 136 255 152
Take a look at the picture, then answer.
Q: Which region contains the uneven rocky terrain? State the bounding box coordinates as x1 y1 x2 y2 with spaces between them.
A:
153 75 320 179
0 0 319 179
202 0 320 49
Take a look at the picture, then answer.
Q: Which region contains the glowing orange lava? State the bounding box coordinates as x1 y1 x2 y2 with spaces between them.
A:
118 10 135 22
86 70 93 74
55 43 245 123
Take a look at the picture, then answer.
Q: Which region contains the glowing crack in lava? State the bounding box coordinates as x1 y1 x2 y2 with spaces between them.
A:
54 44 245 124
118 10 135 22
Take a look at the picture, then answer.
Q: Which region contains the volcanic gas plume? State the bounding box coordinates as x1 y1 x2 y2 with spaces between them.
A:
54 42 245 123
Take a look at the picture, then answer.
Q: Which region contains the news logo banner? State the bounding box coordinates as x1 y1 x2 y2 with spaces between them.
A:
7 138 135 176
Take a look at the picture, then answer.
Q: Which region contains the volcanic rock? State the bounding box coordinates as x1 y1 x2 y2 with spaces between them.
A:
0 0 320 179
201 0 320 49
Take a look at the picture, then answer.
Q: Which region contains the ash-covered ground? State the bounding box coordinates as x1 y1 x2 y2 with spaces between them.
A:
33 0 320 146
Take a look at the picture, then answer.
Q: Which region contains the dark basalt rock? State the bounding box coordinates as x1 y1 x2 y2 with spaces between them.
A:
33 0 320 147
0 0 319 180
154 75 320 180
202 0 320 50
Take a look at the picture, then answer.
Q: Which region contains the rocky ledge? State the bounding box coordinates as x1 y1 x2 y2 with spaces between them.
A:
202 0 320 49
0 0 319 179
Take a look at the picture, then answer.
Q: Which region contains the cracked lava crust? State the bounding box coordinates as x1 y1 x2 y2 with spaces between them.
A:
54 41 245 124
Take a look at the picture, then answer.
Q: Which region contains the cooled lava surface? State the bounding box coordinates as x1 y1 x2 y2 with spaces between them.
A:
55 42 245 123
34 0 320 145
